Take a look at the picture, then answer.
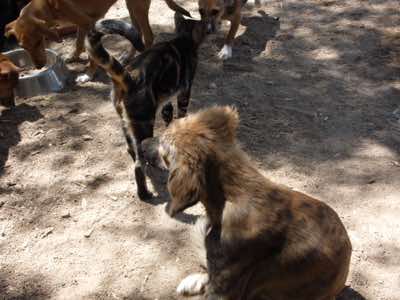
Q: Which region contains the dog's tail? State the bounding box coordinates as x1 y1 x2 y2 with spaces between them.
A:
191 217 209 270
85 19 145 92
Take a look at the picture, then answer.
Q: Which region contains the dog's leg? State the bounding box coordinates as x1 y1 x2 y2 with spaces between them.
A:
125 0 154 48
76 58 97 83
66 27 86 63
112 88 153 200
219 3 242 60
177 88 191 118
131 120 154 200
121 119 154 200
161 102 174 126
177 273 209 296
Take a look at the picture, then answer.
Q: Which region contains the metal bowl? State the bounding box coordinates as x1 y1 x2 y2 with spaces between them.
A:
3 48 69 98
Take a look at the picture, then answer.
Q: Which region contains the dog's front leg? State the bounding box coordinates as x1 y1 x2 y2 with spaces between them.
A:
161 102 174 127
131 120 155 200
177 273 209 296
219 2 242 60
66 27 86 63
177 89 191 118
177 74 194 118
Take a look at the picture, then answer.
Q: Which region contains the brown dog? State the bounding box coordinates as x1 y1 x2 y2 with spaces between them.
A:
142 106 352 299
4 0 191 70
198 0 247 59
0 53 21 108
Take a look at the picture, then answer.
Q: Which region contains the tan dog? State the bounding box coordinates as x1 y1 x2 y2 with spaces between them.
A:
198 0 247 59
4 0 191 70
0 53 21 108
142 106 352 299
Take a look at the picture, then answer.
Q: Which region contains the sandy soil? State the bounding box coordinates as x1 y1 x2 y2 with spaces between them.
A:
1 0 399 299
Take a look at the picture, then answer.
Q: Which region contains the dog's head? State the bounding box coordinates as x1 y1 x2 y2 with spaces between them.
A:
174 13 207 46
142 106 239 217
198 0 226 34
5 15 60 68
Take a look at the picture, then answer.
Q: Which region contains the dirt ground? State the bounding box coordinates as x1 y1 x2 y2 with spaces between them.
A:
1 0 399 299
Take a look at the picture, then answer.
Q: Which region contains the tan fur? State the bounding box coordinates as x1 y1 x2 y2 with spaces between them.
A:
5 0 190 68
145 106 352 300
198 0 243 48
0 54 21 107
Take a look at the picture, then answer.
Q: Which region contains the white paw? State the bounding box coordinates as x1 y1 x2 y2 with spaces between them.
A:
75 74 92 84
217 45 232 60
177 273 208 296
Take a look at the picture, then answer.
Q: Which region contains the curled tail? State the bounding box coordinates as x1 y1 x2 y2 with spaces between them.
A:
85 19 145 92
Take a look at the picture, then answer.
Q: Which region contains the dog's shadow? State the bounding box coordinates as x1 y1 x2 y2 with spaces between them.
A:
230 10 280 63
144 165 199 225
337 286 367 300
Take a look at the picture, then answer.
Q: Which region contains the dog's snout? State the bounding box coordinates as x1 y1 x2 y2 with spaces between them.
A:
206 23 213 34
165 202 176 217
206 22 216 34
141 137 163 168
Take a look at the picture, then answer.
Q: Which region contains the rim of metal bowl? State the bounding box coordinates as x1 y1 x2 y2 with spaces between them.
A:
3 48 60 80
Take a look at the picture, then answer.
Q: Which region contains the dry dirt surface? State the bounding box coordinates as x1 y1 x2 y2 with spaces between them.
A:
1 0 399 299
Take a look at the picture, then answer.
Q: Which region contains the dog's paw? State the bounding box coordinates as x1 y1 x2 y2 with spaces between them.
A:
177 273 208 296
217 45 232 60
75 74 92 84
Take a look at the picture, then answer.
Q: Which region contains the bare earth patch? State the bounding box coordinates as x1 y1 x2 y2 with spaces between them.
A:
1 0 399 299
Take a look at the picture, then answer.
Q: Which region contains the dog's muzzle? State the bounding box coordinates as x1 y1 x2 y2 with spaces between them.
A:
141 137 164 169
206 22 217 34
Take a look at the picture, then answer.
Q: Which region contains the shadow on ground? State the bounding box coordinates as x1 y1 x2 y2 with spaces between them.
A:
0 104 43 177
0 267 52 299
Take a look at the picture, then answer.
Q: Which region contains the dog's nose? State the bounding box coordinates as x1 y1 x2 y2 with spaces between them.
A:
206 23 214 34
165 202 175 217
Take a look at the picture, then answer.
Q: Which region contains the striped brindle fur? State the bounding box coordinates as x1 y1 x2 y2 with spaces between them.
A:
141 106 352 300
86 16 206 199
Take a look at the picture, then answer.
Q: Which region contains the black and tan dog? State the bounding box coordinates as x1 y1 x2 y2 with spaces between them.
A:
199 0 248 59
86 15 206 200
142 106 352 299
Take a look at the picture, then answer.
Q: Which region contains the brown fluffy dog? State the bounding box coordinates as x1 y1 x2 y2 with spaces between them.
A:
142 106 352 300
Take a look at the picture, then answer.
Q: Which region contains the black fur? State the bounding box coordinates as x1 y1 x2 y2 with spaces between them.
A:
86 16 206 200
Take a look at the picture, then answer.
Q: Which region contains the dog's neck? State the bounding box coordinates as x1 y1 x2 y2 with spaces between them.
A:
174 36 200 54
220 149 269 202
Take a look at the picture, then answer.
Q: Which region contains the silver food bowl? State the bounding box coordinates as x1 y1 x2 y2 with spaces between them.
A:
3 48 69 98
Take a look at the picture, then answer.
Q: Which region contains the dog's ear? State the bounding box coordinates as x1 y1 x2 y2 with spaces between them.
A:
166 162 206 217
174 12 187 35
198 106 239 144
4 21 18 38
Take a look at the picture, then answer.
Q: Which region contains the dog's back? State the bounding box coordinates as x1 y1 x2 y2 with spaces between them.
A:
220 188 351 300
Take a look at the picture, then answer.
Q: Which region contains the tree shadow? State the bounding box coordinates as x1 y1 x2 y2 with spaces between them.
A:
0 104 43 178
0 267 52 299
230 9 280 63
